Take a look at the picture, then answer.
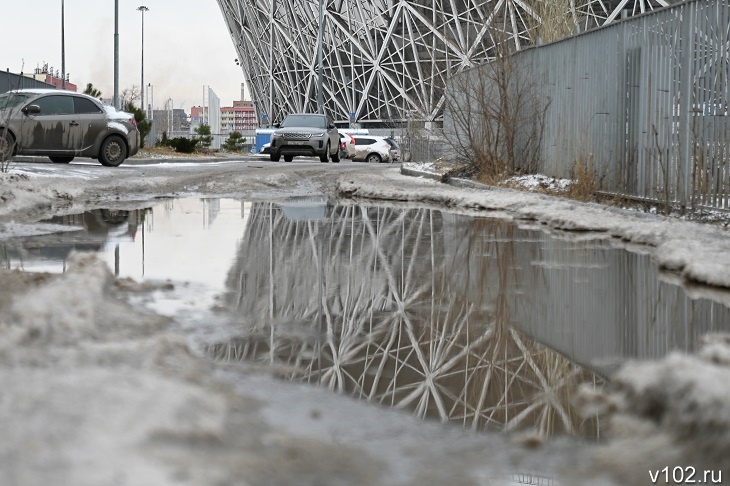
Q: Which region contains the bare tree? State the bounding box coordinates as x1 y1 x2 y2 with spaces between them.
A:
0 67 27 173
120 86 140 109
444 30 550 181
0 124 15 173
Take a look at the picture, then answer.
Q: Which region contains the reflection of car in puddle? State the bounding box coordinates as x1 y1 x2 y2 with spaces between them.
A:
21 208 149 261
276 196 332 221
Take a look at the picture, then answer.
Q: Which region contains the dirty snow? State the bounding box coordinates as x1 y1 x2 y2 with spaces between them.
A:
575 333 730 483
504 173 573 192
1 159 730 484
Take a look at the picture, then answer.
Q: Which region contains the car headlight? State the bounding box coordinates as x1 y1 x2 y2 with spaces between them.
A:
312 132 325 137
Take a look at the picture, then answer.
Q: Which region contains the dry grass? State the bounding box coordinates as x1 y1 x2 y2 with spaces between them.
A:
476 167 513 186
567 154 600 201
132 146 220 159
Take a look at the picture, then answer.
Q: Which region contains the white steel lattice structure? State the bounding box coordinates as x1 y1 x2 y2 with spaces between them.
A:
216 0 673 126
210 203 605 437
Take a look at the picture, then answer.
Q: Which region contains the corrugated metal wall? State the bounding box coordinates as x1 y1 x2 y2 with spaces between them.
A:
0 71 57 93
449 0 730 210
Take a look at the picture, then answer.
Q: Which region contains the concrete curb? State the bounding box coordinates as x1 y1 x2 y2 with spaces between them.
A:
399 165 443 182
399 164 502 192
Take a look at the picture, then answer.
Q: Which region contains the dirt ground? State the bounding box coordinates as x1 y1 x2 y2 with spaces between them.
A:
1 158 728 485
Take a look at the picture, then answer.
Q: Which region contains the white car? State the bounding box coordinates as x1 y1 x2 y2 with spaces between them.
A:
351 135 392 163
338 131 357 159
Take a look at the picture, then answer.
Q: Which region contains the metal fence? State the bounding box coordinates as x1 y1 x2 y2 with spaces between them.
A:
369 128 449 162
448 0 730 211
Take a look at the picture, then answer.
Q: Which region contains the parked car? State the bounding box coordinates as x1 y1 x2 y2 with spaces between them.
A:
259 143 271 154
0 89 140 166
384 137 400 161
338 131 356 159
351 135 392 163
269 113 340 163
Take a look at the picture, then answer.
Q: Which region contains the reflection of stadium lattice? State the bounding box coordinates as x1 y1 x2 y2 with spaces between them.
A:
209 203 603 438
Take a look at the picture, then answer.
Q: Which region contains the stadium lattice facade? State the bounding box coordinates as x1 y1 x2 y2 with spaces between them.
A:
216 0 673 127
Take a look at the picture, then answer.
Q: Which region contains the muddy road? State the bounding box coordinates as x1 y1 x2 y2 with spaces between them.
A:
1 157 728 486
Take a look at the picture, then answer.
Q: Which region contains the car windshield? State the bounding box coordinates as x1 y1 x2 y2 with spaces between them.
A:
0 92 32 110
281 115 326 129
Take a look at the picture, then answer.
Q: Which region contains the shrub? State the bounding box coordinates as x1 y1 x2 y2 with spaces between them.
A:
224 131 245 152
123 102 152 149
194 124 213 148
168 137 198 153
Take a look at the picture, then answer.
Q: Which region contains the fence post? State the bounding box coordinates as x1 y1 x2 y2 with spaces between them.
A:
616 14 628 193
678 3 696 213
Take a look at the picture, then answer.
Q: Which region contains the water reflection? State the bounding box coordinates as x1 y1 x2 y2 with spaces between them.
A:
1 208 148 272
210 203 611 438
5 198 730 439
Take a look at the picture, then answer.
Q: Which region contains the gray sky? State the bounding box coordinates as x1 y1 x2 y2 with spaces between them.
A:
1 0 246 111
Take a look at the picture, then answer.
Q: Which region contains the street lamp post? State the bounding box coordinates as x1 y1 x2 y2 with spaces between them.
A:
61 0 66 89
114 0 119 109
137 6 149 112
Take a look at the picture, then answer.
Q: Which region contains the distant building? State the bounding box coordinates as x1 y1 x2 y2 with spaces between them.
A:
25 64 77 92
221 100 257 132
189 84 258 149
194 84 258 132
152 108 190 135
190 106 207 126
190 87 222 149
1 69 57 93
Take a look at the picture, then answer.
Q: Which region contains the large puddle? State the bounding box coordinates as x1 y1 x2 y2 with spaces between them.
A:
5 197 730 440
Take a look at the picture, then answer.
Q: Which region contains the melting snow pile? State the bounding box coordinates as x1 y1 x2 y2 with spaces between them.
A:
578 335 730 484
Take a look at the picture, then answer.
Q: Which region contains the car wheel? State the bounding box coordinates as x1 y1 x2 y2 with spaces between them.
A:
270 152 281 162
332 146 340 163
0 130 16 162
320 142 330 163
49 156 74 164
284 155 293 162
98 135 128 167
366 153 382 164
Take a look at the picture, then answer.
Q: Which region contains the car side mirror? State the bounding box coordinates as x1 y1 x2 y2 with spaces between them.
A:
328 124 335 129
22 104 41 115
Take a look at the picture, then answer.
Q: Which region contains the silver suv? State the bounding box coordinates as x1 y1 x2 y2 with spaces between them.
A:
270 113 340 163
0 89 140 167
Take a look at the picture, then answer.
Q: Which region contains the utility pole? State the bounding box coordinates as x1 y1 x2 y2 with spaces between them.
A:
114 0 119 108
137 6 149 111
61 0 66 89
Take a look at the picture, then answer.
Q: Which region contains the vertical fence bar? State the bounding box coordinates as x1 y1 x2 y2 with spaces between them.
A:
678 3 696 212
719 3 730 209
616 8 629 193
692 2 709 205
